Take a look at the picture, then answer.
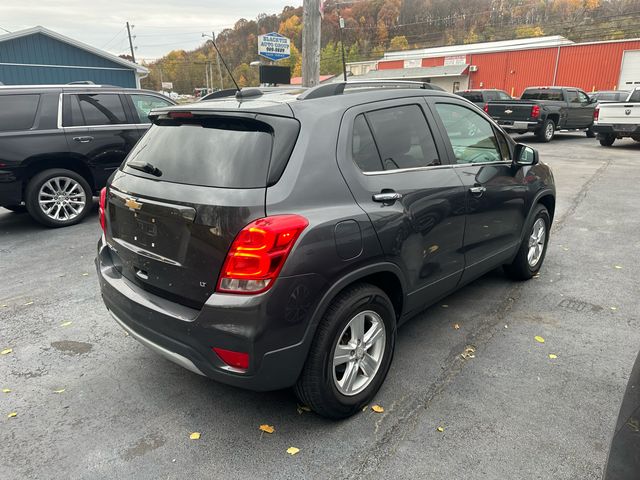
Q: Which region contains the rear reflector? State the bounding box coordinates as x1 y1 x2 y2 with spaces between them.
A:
531 105 541 119
483 103 489 113
594 106 600 122
213 348 249 370
99 187 107 233
217 214 309 294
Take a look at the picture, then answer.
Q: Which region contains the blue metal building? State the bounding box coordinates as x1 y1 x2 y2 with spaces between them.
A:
0 26 148 87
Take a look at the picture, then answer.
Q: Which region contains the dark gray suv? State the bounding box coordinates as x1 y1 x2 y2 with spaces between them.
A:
96 82 556 419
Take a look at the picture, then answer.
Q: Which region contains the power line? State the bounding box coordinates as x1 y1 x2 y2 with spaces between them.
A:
100 26 126 49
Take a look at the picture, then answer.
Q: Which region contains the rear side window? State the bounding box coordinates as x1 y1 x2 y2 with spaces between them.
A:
521 89 564 101
497 91 512 100
130 94 173 123
459 92 483 103
63 94 127 126
352 115 383 172
361 105 441 171
123 118 274 188
0 94 40 131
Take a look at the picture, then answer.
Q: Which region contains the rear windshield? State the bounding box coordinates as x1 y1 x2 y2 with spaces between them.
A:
459 92 483 103
521 89 564 101
123 118 273 188
629 90 640 102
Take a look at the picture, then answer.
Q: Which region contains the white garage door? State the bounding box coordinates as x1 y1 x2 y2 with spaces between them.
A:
618 50 640 90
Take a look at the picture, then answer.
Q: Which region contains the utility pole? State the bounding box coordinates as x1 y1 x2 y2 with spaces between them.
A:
213 31 224 90
126 22 136 63
338 15 347 81
302 0 321 87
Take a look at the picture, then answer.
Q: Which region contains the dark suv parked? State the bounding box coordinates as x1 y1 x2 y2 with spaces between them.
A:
0 85 174 227
96 82 556 419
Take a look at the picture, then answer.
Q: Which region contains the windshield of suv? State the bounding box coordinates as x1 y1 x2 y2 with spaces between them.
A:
521 89 564 101
123 118 273 188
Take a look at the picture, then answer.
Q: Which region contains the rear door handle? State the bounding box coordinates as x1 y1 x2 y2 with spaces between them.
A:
373 191 402 203
73 136 94 143
469 186 486 195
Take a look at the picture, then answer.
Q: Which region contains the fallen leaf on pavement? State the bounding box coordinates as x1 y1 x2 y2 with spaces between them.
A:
534 336 545 343
461 346 476 359
259 424 275 434
189 432 201 440
296 404 311 415
610 307 617 311
1 348 12 355
286 447 300 455
371 405 384 413
53 388 66 394
549 354 557 359
2 388 11 393
436 426 444 432
81 273 89 276
1 304 7 307
453 323 460 330
7 412 17 418
23 301 33 306
614 265 623 269
60 322 72 327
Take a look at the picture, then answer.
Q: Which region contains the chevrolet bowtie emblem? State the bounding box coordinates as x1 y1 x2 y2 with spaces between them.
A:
125 198 142 210
504 109 513 114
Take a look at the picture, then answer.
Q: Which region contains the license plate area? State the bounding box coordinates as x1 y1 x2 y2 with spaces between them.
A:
614 124 637 132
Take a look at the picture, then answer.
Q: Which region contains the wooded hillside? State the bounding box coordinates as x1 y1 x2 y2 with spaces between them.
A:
141 0 640 93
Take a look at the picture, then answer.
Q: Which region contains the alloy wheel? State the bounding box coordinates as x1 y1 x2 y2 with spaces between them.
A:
38 176 87 222
527 218 546 267
332 310 386 396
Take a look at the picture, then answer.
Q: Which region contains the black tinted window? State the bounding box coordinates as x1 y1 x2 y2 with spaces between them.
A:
459 92 483 103
0 94 40 131
123 119 273 188
352 114 383 172
566 91 580 104
365 105 440 170
75 94 127 126
629 90 640 102
497 91 512 100
521 89 564 101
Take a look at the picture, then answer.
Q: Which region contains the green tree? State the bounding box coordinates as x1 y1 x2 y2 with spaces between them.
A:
389 35 409 51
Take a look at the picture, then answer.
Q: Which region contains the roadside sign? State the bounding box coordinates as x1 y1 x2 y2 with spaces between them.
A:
161 82 173 90
258 32 291 62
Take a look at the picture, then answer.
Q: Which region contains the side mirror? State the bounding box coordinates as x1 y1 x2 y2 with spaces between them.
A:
514 143 539 166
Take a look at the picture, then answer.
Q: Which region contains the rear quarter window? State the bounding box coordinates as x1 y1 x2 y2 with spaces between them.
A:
123 118 274 188
459 92 484 103
521 89 564 101
0 94 40 131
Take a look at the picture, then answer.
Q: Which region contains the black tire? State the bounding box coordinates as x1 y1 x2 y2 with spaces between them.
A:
3 205 26 213
504 204 550 281
586 127 596 138
535 119 555 142
294 283 396 419
599 134 615 147
25 169 93 228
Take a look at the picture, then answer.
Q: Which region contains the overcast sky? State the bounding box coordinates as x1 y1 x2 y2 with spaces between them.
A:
1 0 300 60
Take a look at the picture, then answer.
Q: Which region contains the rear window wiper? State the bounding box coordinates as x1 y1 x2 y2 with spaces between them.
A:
127 161 162 177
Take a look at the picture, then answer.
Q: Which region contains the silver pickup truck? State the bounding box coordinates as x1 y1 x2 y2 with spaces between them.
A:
593 88 640 146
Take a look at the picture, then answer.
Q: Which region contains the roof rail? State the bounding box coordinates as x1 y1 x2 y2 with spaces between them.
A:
298 80 443 100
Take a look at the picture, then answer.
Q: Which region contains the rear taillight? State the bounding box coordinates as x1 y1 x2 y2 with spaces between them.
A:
99 187 107 233
531 105 540 119
594 106 600 122
213 347 249 370
483 103 489 113
217 214 309 294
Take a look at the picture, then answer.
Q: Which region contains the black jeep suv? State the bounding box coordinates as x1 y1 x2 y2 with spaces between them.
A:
0 84 174 227
96 82 556 419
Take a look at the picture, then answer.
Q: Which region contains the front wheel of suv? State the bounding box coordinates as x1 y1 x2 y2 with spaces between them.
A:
25 169 93 228
504 204 550 280
294 283 396 419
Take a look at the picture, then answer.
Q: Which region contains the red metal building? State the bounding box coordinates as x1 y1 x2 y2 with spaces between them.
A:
353 36 640 96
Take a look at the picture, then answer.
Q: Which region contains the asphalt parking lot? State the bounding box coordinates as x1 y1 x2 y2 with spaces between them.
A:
1 133 639 479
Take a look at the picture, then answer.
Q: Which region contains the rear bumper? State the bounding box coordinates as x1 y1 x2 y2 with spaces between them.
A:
96 237 323 391
496 120 540 132
593 123 640 137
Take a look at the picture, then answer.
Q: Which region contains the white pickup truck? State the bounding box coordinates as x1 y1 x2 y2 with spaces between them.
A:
593 87 640 146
